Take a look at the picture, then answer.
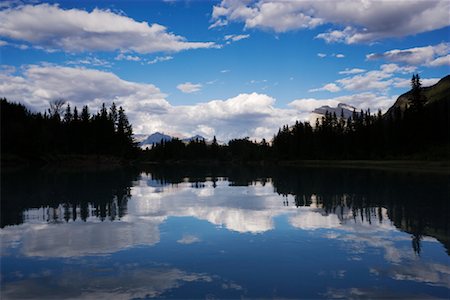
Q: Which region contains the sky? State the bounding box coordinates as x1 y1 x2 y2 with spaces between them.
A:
0 0 449 141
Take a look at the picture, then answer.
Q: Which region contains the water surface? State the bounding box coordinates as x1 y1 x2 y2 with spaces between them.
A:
1 166 449 299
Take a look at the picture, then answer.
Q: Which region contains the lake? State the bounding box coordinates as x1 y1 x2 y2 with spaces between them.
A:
1 165 449 299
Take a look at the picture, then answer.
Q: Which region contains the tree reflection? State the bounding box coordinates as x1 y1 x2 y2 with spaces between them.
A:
1 167 139 226
2 164 448 255
143 164 449 254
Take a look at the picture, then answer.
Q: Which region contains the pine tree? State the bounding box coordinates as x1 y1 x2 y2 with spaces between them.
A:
410 73 424 112
109 102 118 130
73 106 79 122
81 105 90 123
63 104 73 123
117 106 133 145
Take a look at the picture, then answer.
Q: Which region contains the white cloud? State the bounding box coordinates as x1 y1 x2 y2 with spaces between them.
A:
115 53 141 61
220 69 230 73
224 34 250 43
336 64 417 91
147 56 173 64
0 64 408 142
211 1 450 43
335 53 345 58
224 34 250 42
0 4 217 53
393 77 441 88
317 53 326 58
367 43 450 66
208 18 228 29
290 92 396 114
428 54 450 67
339 68 365 75
67 56 113 67
1 64 304 141
176 82 202 93
0 64 169 115
309 83 341 93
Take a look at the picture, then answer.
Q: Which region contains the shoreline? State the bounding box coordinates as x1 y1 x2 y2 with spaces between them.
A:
139 159 450 174
2 154 449 174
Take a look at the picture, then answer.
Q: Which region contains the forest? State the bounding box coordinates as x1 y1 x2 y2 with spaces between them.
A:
1 74 449 163
143 74 449 161
1 99 138 160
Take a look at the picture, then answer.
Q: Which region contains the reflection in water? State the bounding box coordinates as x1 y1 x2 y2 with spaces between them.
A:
1 263 217 299
1 165 449 298
1 168 137 227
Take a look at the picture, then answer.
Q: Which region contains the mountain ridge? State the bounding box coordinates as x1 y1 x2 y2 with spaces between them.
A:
386 75 450 116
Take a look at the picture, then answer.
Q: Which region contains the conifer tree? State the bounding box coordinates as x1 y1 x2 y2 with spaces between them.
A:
410 73 424 112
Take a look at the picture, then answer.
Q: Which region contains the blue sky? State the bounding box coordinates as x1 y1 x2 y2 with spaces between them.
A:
1 0 449 141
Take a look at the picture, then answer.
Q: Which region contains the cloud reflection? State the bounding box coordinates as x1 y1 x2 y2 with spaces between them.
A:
1 265 214 299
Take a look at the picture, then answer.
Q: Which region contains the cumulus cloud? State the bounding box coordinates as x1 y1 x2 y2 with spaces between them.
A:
1 64 419 142
0 64 170 115
367 43 450 66
0 64 303 141
335 53 345 58
334 64 417 92
0 3 217 53
309 83 341 93
176 82 202 93
317 53 326 58
428 54 450 67
211 0 450 43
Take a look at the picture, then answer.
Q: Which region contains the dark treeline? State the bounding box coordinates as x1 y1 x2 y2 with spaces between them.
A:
143 136 270 162
2 74 448 163
1 99 138 159
144 74 449 161
272 75 449 159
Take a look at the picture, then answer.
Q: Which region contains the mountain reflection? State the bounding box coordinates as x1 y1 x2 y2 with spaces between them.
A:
1 165 448 256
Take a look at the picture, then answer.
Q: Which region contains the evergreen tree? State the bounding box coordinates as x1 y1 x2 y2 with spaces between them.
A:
81 105 90 122
117 106 134 147
63 104 73 123
73 106 79 122
410 73 424 112
109 102 118 130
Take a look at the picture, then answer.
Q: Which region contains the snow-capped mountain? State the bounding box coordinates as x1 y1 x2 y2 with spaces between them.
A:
313 103 357 119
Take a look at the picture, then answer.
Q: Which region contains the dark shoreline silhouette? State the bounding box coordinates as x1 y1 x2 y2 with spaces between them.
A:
1 74 449 166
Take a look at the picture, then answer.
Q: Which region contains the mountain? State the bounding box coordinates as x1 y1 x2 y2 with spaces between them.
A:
308 103 357 124
182 135 205 142
140 132 172 146
386 75 450 116
313 103 357 118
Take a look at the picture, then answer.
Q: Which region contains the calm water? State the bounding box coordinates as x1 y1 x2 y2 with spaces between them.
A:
1 165 449 299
